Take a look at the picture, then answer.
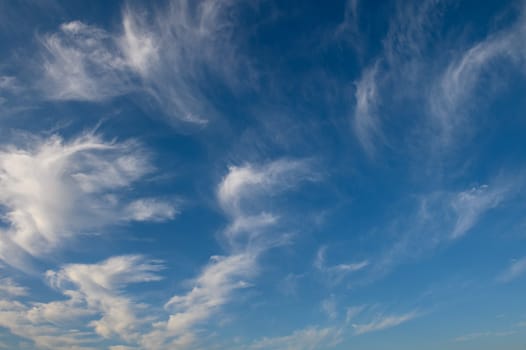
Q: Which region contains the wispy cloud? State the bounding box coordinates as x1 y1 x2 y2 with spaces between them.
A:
352 63 382 155
349 0 443 157
314 246 368 285
40 21 130 101
0 277 27 297
250 326 342 350
38 0 254 126
498 256 526 283
370 177 519 280
450 184 509 239
351 311 419 335
46 255 163 341
0 255 162 350
430 5 526 144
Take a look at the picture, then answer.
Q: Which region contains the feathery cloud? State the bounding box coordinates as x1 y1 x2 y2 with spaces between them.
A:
352 311 419 335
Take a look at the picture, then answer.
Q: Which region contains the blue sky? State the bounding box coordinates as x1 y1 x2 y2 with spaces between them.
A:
0 0 525 349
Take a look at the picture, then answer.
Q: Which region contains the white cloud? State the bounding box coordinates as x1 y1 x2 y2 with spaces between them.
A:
46 255 163 341
124 198 178 222
218 160 314 247
0 278 28 297
39 0 253 125
430 5 526 145
345 305 366 323
352 63 382 155
0 76 18 92
498 257 526 283
119 8 158 76
164 253 255 335
314 246 368 285
352 311 418 335
450 184 508 239
0 132 176 269
454 330 516 342
0 255 163 350
150 160 315 349
0 298 97 350
218 160 312 215
349 0 443 156
321 295 338 320
251 326 341 350
372 178 520 279
40 21 129 101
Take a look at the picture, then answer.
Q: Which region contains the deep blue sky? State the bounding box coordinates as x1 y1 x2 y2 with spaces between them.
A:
0 0 525 349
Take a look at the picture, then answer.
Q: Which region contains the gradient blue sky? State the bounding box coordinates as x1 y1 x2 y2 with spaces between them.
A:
0 0 525 349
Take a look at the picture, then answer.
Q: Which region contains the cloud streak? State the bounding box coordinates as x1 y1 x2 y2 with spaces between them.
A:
498 256 526 283
351 311 419 335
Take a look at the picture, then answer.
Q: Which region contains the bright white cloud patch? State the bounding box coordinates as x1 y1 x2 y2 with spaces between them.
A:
0 133 176 269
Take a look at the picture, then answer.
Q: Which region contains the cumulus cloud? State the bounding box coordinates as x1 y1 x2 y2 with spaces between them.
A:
0 132 176 269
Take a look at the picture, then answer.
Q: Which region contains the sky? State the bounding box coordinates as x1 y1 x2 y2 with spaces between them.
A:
0 0 525 349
